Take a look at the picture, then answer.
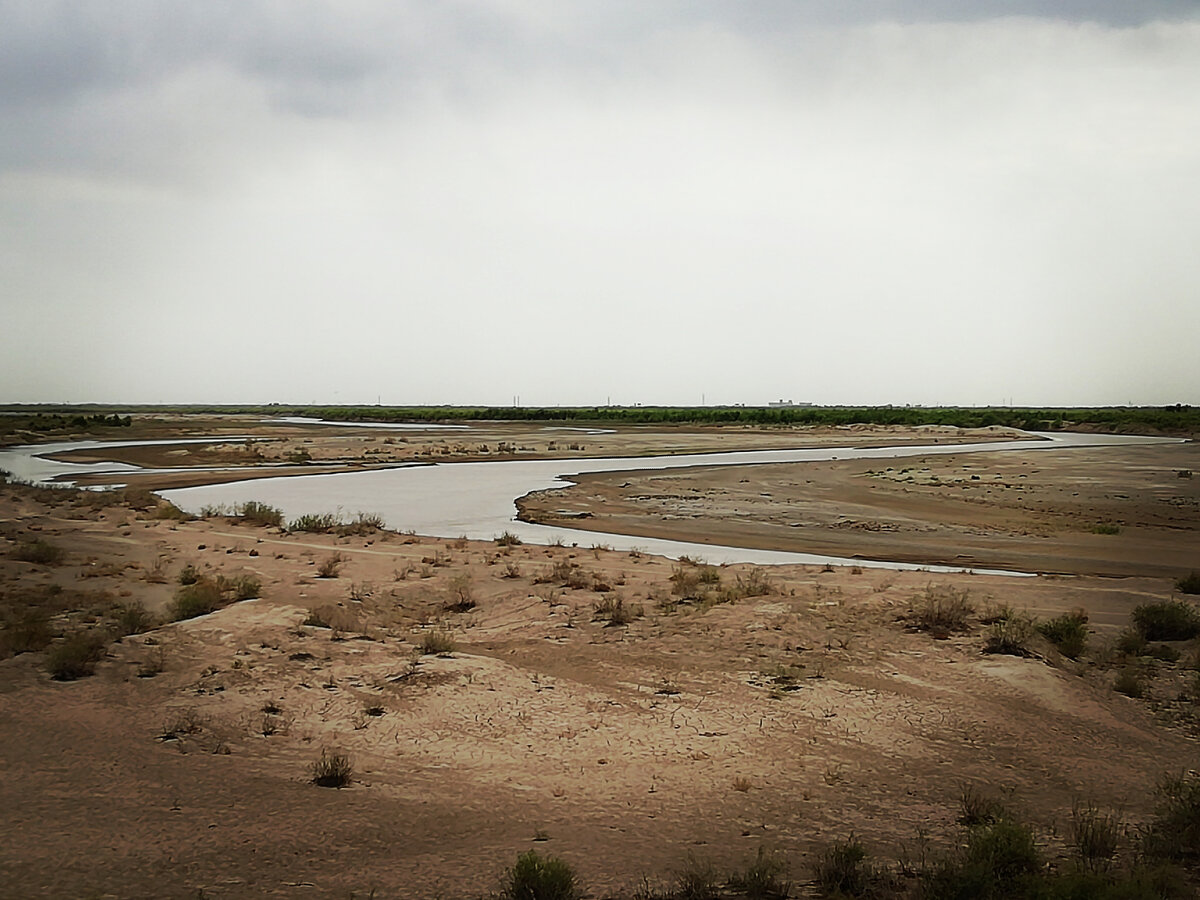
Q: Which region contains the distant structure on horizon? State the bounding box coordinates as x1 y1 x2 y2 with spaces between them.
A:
767 400 813 408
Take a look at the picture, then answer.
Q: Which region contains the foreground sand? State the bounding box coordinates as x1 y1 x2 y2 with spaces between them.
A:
3 471 1199 897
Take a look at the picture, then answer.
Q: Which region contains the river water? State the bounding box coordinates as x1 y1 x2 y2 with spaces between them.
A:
2 430 1180 574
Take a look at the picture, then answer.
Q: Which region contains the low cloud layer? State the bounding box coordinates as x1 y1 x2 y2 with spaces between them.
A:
3 2 1198 406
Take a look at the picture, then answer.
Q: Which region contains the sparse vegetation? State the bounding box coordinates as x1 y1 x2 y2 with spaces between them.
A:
310 749 353 788
1 606 54 655
1175 572 1200 596
1131 600 1200 642
316 553 343 578
1071 802 1120 872
909 584 974 635
237 501 284 527
1037 609 1089 659
500 850 578 900
1092 522 1121 535
592 595 644 627
984 612 1036 656
445 573 475 612
1114 667 1145 698
169 580 224 621
12 538 65 566
46 629 108 680
288 512 340 533
496 530 523 547
420 630 456 655
813 836 883 898
113 600 156 636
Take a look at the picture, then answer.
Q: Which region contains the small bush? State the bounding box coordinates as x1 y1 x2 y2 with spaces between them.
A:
310 749 352 788
420 630 456 655
316 553 343 578
592 595 644 627
1037 610 1089 659
178 564 201 585
910 585 974 634
169 580 223 621
674 853 721 900
1174 572 1200 595
1132 600 1200 641
113 601 156 636
1071 802 1120 872
46 629 108 680
959 785 1006 827
13 539 65 566
1114 667 1144 698
1115 628 1148 657
728 846 790 899
496 530 523 547
288 512 339 533
238 501 284 527
445 573 475 612
223 574 261 601
813 836 880 898
984 613 1036 656
500 850 578 900
337 511 385 536
1092 523 1121 535
1142 771 1200 864
2 607 54 654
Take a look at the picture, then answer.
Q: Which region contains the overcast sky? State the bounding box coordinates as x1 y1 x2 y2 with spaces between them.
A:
2 1 1198 408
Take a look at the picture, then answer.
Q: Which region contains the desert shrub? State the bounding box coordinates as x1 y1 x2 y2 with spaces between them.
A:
222 574 261 601
1115 628 1148 657
1071 802 1120 872
730 568 772 599
500 850 578 900
592 595 644 627
674 853 722 900
1131 601 1200 642
496 530 523 547
177 564 201 585
337 511 385 536
169 580 223 621
420 630 456 655
46 629 108 680
13 538 65 565
924 818 1041 899
1092 523 1121 535
670 565 703 599
1037 610 1089 659
1113 667 1144 698
445 573 475 612
113 601 156 636
310 749 352 788
288 512 339 533
1 606 54 655
1142 771 1200 865
813 836 882 898
238 501 284 527
984 613 1036 656
316 553 343 578
959 785 1006 827
728 846 790 899
910 585 974 634
1176 572 1200 595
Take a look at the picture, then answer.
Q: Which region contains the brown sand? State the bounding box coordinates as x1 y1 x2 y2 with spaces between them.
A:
3 460 1199 897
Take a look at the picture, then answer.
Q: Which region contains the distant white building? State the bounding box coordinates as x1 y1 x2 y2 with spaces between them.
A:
767 400 813 408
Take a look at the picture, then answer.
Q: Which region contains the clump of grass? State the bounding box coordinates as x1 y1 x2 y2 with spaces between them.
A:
169 580 223 621
496 530 523 547
984 612 1036 656
13 538 65 566
288 512 340 534
337 511 385 536
1 606 54 655
316 553 343 578
1142 771 1200 864
310 749 352 788
909 584 974 635
499 850 578 900
113 601 156 636
177 564 201 585
420 630 456 655
1114 667 1145 698
46 629 108 680
1071 802 1120 872
1115 627 1148 657
592 595 644 627
727 846 790 899
673 852 721 900
1176 572 1200 595
813 836 883 898
1132 600 1200 641
958 785 1006 827
221 574 261 601
925 817 1042 897
1092 522 1121 535
1037 609 1089 659
445 573 475 612
237 501 284 527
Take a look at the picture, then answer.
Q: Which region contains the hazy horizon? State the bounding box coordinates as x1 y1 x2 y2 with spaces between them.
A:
3 2 1198 408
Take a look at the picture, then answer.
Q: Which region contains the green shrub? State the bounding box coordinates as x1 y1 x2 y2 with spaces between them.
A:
1091 523 1121 535
113 601 156 636
169 580 223 621
1 606 54 655
496 530 523 547
674 853 721 900
310 749 352 788
337 511 385 536
178 564 201 585
1131 601 1200 641
1175 572 1200 595
46 629 108 680
1115 628 1148 657
592 595 644 627
238 501 284 527
13 539 65 565
1071 802 1120 872
924 818 1041 899
288 512 339 533
1037 610 1089 659
500 850 578 900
